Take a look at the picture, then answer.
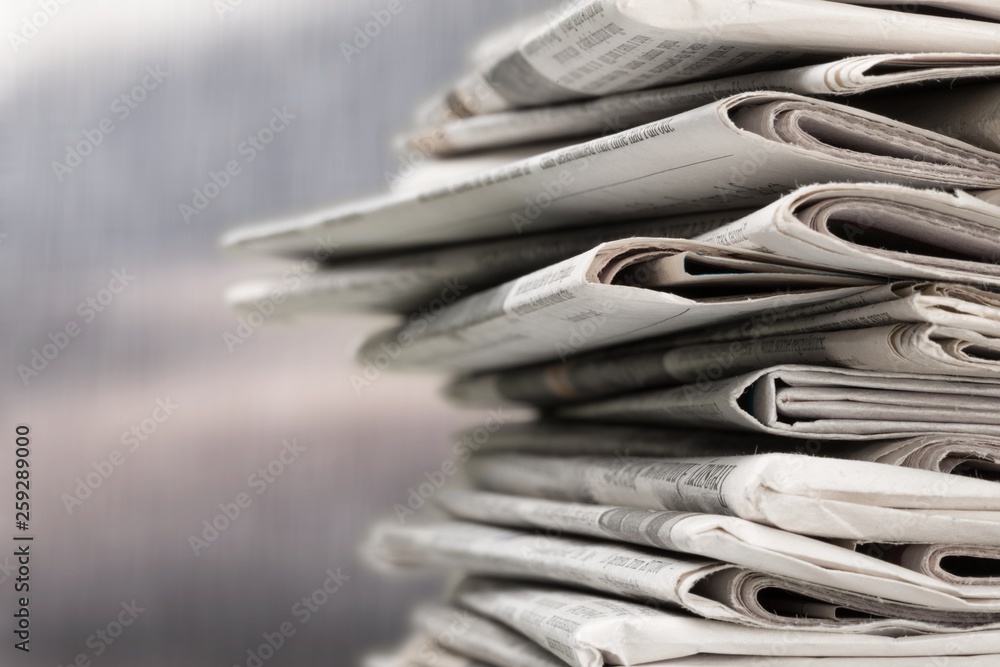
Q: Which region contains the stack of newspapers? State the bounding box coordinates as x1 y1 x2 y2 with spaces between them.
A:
222 1 1000 665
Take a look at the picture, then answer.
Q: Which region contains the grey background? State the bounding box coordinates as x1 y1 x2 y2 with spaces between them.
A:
3 1 542 664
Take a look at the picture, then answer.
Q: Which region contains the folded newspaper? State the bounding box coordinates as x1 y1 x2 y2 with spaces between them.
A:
695 183 1000 286
410 604 564 667
436 489 1000 603
424 0 1000 118
358 180 1000 372
864 544 1000 588
364 634 488 667
222 93 1000 259
452 578 1000 667
461 420 1000 480
464 450 1000 543
409 53 1000 155
557 364 1000 439
447 322 1000 407
386 602 1000 666
225 213 745 316
447 278 1000 408
356 239 878 372
658 280 1000 346
370 520 1000 631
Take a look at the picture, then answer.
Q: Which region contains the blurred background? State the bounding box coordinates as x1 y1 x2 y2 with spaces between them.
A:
2 1 542 664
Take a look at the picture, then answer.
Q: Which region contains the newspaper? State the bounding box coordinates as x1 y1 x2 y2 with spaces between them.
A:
659 281 1000 346
388 142 576 193
408 54 1000 155
447 323 1000 407
837 435 1000 479
453 578 1000 667
424 0 1000 118
370 520 1000 631
559 364 1000 439
865 544 1000 588
225 213 745 316
856 82 1000 152
463 450 1000 543
436 489 1000 605
695 183 1000 286
355 239 878 372
460 420 1000 481
833 0 1000 20
363 634 490 667
412 604 564 667
222 92 1000 259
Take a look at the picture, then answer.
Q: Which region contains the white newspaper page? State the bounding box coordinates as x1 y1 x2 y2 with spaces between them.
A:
225 212 745 316
465 451 1000 543
222 93 1000 259
429 0 1000 117
370 520 1000 631
436 489 1000 607
413 604 565 667
386 142 572 194
453 578 1000 667
695 183 1000 287
363 634 489 667
409 54 1000 155
560 365 1000 439
463 420 1000 480
355 239 877 372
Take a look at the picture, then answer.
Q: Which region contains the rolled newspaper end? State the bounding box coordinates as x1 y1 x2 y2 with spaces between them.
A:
558 364 1000 440
858 543 1000 589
